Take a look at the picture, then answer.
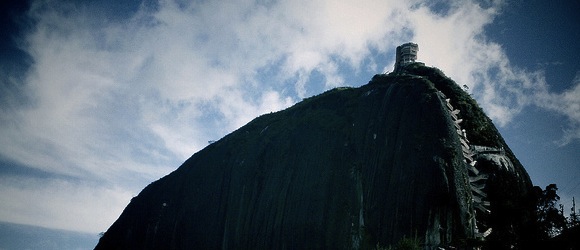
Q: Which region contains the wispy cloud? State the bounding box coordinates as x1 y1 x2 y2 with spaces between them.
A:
0 175 132 232
0 0 578 233
537 72 580 146
407 1 580 144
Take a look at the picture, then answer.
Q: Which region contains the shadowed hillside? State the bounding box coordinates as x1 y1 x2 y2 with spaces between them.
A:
95 64 534 249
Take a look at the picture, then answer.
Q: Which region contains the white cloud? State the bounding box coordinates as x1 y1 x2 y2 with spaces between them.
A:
407 1 580 144
537 72 580 146
0 176 132 233
0 0 578 233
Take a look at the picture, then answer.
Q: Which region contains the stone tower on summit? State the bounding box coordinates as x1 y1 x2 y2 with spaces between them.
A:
95 42 536 250
394 42 419 72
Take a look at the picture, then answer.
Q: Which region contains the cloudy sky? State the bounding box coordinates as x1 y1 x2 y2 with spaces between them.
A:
0 0 578 236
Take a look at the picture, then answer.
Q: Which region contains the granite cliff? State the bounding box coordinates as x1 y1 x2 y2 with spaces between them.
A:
95 64 534 249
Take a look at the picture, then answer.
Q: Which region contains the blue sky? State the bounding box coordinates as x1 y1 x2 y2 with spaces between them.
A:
0 0 578 236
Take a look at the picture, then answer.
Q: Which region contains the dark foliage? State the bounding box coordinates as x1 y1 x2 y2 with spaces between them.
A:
534 184 567 239
525 184 580 249
569 198 580 228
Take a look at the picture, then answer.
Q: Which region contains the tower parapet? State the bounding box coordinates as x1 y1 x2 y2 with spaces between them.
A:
394 42 419 72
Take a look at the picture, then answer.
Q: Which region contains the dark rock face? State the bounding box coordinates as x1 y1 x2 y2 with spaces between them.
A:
95 65 533 249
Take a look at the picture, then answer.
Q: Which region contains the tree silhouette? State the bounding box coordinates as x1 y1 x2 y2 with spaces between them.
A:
533 184 567 238
569 197 580 228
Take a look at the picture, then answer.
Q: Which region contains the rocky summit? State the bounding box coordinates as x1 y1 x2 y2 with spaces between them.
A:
95 63 535 250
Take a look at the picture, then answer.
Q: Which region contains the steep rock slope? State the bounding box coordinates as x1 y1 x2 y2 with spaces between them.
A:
95 65 533 249
401 64 535 249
